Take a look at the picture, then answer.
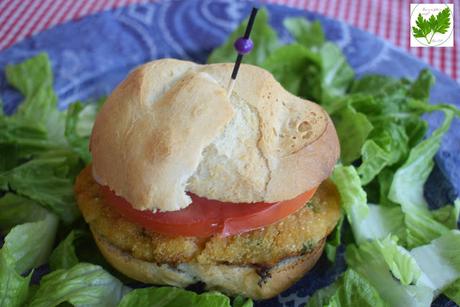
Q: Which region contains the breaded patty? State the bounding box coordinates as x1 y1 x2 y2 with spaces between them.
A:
75 165 340 268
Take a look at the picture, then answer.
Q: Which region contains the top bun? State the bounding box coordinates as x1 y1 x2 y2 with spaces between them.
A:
90 59 339 211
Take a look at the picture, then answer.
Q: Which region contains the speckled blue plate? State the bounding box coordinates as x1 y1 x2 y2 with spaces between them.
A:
0 1 459 306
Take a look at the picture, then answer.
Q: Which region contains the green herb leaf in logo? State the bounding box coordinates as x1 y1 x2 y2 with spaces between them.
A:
432 8 451 34
412 7 451 44
413 14 431 41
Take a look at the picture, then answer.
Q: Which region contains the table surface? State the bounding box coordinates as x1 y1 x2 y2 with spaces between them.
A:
0 0 459 83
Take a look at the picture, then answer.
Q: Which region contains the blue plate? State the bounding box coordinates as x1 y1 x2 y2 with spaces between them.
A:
1 1 459 306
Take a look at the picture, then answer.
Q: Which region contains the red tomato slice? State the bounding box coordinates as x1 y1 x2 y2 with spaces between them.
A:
100 185 317 238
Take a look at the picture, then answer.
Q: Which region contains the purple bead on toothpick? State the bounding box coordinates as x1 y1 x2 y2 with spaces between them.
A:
234 37 254 55
227 7 259 98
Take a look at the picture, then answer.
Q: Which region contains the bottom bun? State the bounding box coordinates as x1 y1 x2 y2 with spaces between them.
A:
93 231 325 300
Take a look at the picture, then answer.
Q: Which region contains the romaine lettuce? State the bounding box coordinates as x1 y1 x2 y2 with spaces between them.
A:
29 263 129 307
118 287 231 307
0 205 58 307
306 269 387 307
345 237 432 307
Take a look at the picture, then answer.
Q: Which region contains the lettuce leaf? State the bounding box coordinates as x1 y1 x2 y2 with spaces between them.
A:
1 53 93 224
209 15 353 107
331 165 368 243
411 230 460 293
403 209 450 249
357 204 406 244
0 117 53 171
342 70 438 177
0 193 49 230
357 122 409 184
268 25 353 104
325 213 344 262
283 18 324 49
349 75 402 96
65 98 104 163
432 200 460 229
49 230 83 270
0 206 57 307
118 287 231 307
345 238 432 307
407 69 434 101
0 251 30 307
333 105 373 164
283 18 354 103
208 9 279 65
389 110 455 247
377 168 397 207
262 44 322 100
330 163 407 247
29 263 129 307
332 165 407 245
444 279 460 305
306 269 387 307
3 212 58 274
0 150 81 223
318 42 355 102
5 53 65 145
232 295 253 307
378 237 422 285
389 110 454 211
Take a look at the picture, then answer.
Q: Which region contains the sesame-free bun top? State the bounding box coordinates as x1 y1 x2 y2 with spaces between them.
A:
90 59 340 211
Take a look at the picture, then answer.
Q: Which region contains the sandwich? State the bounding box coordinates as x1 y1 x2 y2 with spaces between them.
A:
75 58 341 300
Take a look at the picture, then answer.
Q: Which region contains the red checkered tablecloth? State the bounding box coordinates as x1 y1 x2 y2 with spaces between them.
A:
0 0 458 82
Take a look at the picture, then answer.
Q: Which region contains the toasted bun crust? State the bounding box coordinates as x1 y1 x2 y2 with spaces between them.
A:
93 232 325 300
91 59 340 211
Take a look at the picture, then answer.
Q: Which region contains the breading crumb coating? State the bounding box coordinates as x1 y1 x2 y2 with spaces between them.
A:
75 165 340 267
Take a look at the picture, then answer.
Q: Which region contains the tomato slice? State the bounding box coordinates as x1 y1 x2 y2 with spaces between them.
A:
100 185 317 238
